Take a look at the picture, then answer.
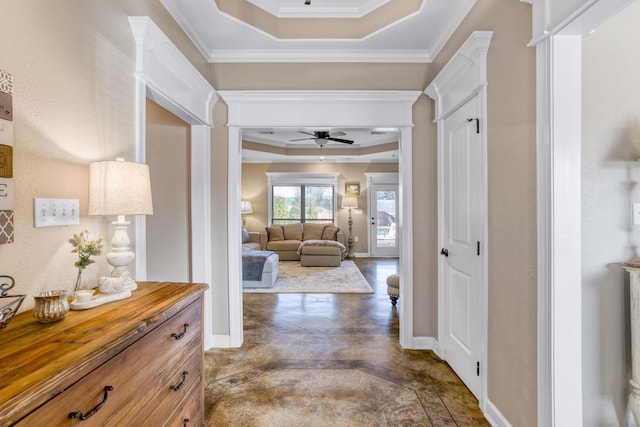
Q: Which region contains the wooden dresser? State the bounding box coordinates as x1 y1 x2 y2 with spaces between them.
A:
0 281 208 426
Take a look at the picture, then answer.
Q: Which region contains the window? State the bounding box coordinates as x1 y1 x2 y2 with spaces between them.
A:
272 185 334 224
266 172 339 225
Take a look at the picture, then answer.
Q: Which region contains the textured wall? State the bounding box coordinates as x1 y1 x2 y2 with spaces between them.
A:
0 0 207 309
582 1 640 424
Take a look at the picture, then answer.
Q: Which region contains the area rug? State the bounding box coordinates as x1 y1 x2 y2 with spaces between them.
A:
244 260 374 294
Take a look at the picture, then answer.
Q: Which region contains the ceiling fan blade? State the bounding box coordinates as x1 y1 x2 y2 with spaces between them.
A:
289 137 316 141
327 137 354 144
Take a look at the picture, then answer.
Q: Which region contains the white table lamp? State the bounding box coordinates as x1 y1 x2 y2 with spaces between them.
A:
241 200 253 227
89 158 153 291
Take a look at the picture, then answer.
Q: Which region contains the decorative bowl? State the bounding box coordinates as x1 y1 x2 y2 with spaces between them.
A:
33 290 69 323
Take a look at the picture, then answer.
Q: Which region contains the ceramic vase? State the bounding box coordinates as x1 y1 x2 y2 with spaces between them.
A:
33 290 69 323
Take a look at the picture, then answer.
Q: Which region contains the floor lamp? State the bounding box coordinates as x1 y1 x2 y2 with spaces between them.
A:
89 158 153 292
342 196 358 258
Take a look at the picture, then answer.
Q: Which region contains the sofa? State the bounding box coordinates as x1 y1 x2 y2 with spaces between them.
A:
260 223 346 261
242 229 279 288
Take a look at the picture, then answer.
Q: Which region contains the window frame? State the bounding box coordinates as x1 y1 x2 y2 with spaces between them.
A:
266 172 339 225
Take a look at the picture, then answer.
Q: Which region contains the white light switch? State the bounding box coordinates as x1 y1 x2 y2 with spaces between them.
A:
34 198 80 228
634 203 640 226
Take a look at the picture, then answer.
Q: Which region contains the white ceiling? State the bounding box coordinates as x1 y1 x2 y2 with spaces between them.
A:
160 0 476 62
160 0 475 162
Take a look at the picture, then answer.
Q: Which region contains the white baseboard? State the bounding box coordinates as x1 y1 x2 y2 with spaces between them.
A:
407 336 439 352
483 399 512 427
352 252 370 258
206 334 234 349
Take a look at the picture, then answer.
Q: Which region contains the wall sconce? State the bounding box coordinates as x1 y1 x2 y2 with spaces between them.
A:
341 196 358 258
241 200 253 228
89 158 153 291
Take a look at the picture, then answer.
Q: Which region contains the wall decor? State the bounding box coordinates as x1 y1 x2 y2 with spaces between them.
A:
0 69 13 244
345 182 360 196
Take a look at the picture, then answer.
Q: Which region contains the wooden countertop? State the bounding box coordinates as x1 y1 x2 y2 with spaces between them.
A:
0 281 208 425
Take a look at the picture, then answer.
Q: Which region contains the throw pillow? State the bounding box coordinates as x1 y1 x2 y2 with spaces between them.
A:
242 228 250 243
302 223 326 241
266 226 284 241
282 223 302 241
321 226 340 241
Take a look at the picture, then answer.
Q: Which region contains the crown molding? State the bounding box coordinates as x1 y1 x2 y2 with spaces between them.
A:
207 49 431 63
246 0 391 18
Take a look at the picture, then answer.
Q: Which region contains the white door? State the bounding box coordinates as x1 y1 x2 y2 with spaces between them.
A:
440 95 483 398
369 184 399 257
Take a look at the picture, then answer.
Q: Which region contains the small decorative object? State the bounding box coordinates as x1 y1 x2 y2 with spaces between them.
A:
32 290 69 323
0 275 25 330
73 289 94 304
68 228 103 297
345 182 360 196
98 276 124 294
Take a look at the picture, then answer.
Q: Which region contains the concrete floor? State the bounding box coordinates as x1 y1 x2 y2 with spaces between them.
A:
204 258 489 426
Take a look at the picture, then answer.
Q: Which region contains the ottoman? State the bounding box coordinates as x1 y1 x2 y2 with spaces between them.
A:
243 251 279 288
298 240 345 267
387 274 399 305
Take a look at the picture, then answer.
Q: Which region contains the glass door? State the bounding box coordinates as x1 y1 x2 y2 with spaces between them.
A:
369 184 399 257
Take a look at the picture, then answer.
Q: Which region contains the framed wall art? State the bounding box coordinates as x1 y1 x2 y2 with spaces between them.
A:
345 182 360 196
0 69 14 244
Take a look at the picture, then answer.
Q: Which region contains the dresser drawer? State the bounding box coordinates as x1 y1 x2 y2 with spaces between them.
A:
17 301 202 426
129 349 203 426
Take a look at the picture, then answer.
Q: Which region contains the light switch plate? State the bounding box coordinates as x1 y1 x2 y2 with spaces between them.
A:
34 198 80 228
634 203 640 226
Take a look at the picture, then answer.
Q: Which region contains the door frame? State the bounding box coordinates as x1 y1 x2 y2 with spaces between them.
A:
425 31 492 413
218 90 421 349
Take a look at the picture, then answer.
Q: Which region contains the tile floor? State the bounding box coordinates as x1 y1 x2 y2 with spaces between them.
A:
204 258 489 426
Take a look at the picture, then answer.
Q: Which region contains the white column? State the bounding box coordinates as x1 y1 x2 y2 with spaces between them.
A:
536 35 583 425
623 264 640 424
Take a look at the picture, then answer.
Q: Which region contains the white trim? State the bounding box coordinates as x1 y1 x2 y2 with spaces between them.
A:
219 90 420 349
398 127 413 349
364 172 399 184
128 16 217 348
246 0 390 18
483 399 513 427
209 49 432 63
409 336 439 351
536 34 584 427
425 30 491 412
128 17 217 126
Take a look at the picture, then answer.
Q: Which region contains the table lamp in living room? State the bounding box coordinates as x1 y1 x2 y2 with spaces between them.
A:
241 200 253 228
89 158 153 291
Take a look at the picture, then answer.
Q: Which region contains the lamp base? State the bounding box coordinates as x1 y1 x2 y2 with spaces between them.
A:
106 216 138 292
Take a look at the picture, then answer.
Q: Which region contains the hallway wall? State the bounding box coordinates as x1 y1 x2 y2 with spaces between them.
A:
581 1 640 424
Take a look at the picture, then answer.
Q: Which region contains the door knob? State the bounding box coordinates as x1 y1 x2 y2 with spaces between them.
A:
440 248 449 257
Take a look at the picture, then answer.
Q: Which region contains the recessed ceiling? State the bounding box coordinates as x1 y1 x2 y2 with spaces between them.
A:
246 0 391 18
242 128 399 163
160 0 476 62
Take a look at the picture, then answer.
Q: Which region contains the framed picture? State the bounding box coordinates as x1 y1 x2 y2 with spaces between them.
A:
345 182 360 196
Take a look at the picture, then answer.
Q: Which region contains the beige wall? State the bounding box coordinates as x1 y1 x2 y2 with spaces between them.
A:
145 99 191 282
429 0 537 425
0 0 207 309
242 162 399 254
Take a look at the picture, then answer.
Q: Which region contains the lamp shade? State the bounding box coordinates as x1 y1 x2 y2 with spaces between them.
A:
341 196 358 209
241 200 253 214
88 159 153 216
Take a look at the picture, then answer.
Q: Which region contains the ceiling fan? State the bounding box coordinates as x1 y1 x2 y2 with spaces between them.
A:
289 131 354 146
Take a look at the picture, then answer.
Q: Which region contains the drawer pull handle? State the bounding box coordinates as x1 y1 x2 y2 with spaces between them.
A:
171 323 189 340
183 418 190 426
68 386 113 421
170 371 188 391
